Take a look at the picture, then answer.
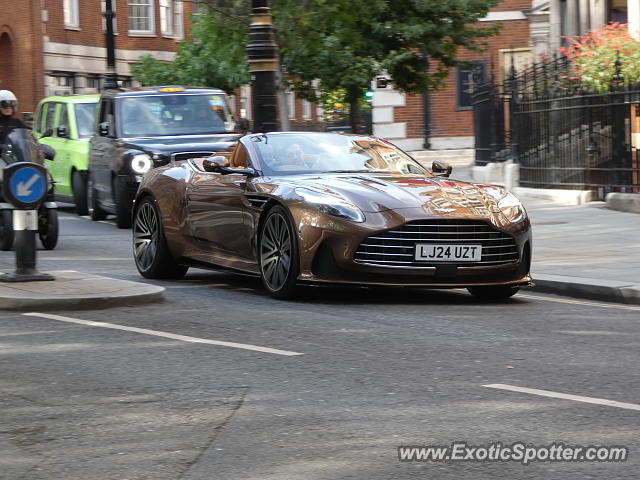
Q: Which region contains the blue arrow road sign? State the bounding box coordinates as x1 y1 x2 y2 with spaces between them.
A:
9 166 47 205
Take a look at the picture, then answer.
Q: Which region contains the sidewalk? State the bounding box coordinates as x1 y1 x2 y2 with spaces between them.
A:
0 270 165 310
524 198 640 303
437 162 640 303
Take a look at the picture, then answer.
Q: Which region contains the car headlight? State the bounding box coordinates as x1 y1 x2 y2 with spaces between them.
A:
295 188 365 223
498 192 526 223
131 154 152 174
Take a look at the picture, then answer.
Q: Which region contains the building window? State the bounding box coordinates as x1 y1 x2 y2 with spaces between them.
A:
456 61 486 110
87 76 102 91
286 91 295 119
128 0 155 35
160 0 174 36
102 0 118 33
64 0 79 29
174 1 184 39
302 100 312 120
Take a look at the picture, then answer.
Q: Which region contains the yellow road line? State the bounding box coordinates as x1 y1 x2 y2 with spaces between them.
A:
518 294 640 312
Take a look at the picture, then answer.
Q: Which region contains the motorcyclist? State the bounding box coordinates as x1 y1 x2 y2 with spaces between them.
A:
0 90 27 145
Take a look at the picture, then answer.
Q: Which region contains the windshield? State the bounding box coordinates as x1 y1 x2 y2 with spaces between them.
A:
251 133 431 177
118 93 235 137
1 129 42 166
74 102 98 138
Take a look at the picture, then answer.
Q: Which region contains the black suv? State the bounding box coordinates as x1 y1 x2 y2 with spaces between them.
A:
88 86 239 228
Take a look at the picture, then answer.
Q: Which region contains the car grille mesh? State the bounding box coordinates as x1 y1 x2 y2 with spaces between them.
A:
354 219 519 268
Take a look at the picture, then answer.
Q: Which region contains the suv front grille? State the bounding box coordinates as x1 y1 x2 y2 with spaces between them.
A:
354 219 519 268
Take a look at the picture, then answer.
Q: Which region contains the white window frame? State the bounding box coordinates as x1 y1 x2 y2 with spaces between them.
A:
302 100 312 120
128 0 155 36
64 0 80 29
286 91 295 120
174 1 184 39
160 0 174 37
102 0 118 34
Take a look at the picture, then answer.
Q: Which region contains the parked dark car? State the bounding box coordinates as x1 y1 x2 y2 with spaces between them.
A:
88 86 239 228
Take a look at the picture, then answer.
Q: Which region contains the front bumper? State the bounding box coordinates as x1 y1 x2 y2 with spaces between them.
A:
290 206 532 287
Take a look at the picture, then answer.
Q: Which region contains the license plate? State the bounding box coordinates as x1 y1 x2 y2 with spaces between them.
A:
415 244 482 262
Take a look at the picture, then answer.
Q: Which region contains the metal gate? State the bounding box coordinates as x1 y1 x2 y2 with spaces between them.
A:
473 57 640 199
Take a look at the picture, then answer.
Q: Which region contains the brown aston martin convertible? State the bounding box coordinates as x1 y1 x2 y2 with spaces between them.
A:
132 132 532 299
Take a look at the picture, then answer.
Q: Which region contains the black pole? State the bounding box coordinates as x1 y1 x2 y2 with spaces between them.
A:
0 210 53 282
103 0 118 90
247 0 279 133
421 52 431 149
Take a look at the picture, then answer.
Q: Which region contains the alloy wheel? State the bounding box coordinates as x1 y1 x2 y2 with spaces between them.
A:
260 212 293 292
133 201 159 272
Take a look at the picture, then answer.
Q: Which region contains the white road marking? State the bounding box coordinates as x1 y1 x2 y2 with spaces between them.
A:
23 312 303 357
484 384 640 411
519 294 640 312
39 257 130 261
0 330 58 337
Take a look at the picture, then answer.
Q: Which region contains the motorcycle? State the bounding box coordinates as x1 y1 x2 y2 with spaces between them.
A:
0 128 58 251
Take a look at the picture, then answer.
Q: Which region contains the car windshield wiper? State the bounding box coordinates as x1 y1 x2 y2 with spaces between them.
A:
324 169 391 174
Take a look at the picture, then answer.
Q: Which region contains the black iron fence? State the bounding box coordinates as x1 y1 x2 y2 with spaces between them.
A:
473 56 640 199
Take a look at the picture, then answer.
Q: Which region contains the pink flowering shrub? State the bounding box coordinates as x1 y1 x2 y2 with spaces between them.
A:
561 23 640 91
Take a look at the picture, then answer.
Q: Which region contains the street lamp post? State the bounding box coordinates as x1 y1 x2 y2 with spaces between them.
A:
247 0 279 132
103 0 118 90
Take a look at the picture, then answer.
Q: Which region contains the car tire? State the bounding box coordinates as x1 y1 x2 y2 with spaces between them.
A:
467 285 519 300
258 205 300 300
133 196 188 280
0 209 14 251
115 177 133 229
72 171 89 216
90 180 108 221
38 207 58 250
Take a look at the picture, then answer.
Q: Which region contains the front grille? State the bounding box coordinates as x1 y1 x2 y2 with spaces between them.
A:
354 219 519 268
171 151 214 162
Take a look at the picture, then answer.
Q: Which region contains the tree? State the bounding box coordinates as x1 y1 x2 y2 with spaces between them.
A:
130 4 250 94
280 0 501 132
132 0 501 131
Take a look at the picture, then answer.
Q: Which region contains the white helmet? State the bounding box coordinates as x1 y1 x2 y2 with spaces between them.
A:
0 90 18 114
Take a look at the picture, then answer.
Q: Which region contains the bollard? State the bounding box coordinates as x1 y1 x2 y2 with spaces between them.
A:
1 162 55 282
0 210 53 282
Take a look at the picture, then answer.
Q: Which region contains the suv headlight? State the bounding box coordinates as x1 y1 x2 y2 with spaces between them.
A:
498 192 526 223
131 154 152 174
295 188 365 223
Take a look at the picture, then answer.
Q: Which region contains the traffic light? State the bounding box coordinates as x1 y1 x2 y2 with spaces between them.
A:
364 90 374 100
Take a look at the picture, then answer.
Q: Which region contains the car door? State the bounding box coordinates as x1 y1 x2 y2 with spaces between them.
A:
38 102 70 196
89 97 117 208
185 145 253 259
50 103 73 196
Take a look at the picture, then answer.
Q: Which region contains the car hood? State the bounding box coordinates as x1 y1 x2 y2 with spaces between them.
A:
275 173 508 217
121 134 239 155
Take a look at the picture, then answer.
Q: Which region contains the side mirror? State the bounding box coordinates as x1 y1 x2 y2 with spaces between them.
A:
98 122 110 136
56 125 68 138
432 160 452 178
41 144 56 160
202 155 230 172
41 128 53 139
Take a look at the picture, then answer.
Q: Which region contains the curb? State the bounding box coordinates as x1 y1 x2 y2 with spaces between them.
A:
0 270 165 311
605 192 640 214
530 273 640 305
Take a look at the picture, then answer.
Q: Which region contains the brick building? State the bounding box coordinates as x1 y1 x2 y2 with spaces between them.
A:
0 0 193 118
372 0 548 151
